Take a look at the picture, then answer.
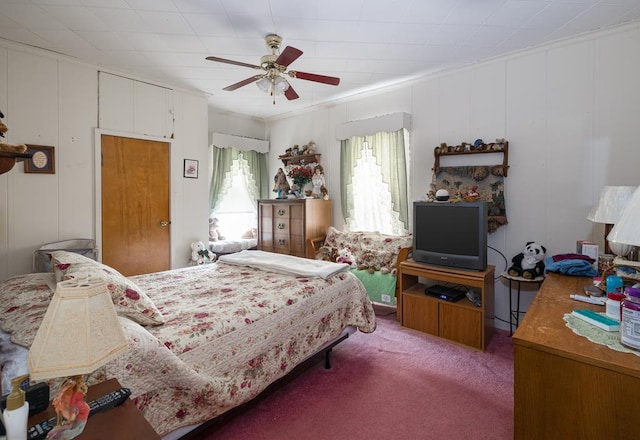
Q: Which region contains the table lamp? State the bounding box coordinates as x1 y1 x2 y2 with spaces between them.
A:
587 186 636 255
607 186 640 264
27 276 128 439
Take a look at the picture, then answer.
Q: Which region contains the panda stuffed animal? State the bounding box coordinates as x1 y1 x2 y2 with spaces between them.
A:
508 241 547 279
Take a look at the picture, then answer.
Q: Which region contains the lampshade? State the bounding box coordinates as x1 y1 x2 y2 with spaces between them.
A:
273 76 290 94
608 186 640 249
587 186 636 223
28 276 128 381
587 186 637 255
256 76 271 93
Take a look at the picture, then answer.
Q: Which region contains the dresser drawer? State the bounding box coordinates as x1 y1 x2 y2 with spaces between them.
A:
274 205 290 218
274 218 290 234
259 232 273 251
289 235 304 256
260 217 273 233
289 218 303 236
260 203 273 217
274 234 291 253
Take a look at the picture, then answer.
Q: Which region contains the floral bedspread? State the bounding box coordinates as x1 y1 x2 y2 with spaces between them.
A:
0 262 375 436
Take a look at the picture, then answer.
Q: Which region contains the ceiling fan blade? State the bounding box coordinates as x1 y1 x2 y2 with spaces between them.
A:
206 56 261 70
223 75 263 91
284 84 299 100
275 46 303 67
289 71 340 86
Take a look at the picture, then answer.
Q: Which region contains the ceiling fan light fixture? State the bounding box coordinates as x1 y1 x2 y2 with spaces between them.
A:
256 76 271 93
274 76 290 94
207 34 340 101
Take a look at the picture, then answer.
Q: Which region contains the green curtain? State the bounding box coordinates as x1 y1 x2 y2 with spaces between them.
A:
240 149 269 207
209 146 268 212
340 129 409 230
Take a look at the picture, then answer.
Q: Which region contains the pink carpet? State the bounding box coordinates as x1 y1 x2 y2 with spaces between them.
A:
192 310 513 439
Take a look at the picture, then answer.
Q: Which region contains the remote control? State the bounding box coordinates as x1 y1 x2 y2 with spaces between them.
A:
87 387 131 416
27 387 131 440
27 416 56 440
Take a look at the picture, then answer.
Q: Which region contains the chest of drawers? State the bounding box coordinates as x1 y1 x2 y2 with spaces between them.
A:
258 199 332 258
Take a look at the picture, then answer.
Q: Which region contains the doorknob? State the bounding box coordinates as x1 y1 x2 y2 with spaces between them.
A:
160 221 171 227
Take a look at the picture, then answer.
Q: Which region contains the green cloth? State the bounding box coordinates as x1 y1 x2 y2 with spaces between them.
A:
350 268 397 306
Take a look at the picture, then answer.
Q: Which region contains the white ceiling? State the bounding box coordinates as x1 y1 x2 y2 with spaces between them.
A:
1 0 640 120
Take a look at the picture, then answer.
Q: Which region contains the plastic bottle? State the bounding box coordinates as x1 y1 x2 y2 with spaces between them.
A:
606 275 623 295
620 287 640 350
606 292 624 320
2 374 30 440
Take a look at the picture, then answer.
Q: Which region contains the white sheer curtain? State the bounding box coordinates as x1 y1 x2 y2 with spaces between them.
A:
212 156 258 240
345 142 405 235
214 155 260 210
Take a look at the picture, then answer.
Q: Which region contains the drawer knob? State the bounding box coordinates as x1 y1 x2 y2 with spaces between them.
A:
278 239 286 245
278 223 285 229
277 209 285 216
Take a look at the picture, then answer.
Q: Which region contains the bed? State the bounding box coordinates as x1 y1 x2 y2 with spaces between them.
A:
0 250 375 438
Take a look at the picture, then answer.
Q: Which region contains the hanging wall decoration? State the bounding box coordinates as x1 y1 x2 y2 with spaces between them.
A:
24 145 55 174
183 159 198 178
432 140 509 233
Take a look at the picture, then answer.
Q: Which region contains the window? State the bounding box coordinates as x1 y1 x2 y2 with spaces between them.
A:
212 160 257 239
209 146 268 240
340 129 409 235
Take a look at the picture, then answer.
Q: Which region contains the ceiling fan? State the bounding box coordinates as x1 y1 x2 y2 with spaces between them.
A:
206 34 340 103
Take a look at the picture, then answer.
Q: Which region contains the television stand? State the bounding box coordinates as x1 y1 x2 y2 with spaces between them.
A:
397 259 495 351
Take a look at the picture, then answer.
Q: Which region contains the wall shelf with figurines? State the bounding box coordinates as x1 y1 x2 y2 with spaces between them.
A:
278 141 321 167
0 110 31 175
433 139 509 176
0 151 32 175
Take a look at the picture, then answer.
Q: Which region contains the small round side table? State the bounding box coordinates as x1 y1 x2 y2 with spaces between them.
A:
501 272 545 336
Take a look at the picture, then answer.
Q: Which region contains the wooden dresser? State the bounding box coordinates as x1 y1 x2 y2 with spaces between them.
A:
513 273 640 439
257 198 332 258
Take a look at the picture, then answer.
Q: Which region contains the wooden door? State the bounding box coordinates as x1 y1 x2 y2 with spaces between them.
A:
101 135 170 276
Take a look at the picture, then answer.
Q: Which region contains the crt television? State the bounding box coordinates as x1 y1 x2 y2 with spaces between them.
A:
412 201 488 271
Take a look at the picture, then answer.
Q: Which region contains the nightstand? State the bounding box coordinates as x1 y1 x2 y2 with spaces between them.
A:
501 272 544 335
27 378 160 440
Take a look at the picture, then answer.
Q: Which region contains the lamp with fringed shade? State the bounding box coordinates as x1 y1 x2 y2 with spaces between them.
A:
608 186 640 264
587 186 637 256
28 276 128 439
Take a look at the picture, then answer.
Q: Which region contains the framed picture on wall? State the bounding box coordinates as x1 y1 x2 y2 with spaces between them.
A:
24 145 55 174
184 159 198 179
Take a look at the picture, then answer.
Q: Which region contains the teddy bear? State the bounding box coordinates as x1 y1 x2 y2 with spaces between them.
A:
357 249 380 273
507 241 547 279
336 247 355 268
208 217 225 242
191 241 215 264
315 245 338 262
0 110 27 154
379 252 397 275
304 140 316 155
241 227 257 239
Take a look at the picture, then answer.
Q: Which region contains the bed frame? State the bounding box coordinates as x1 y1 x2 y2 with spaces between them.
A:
165 327 354 440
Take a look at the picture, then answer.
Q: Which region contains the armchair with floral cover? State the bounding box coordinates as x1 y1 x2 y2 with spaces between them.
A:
307 226 412 307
